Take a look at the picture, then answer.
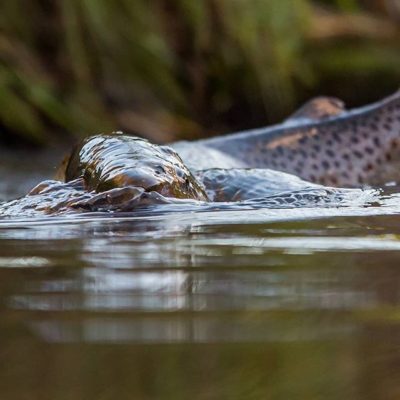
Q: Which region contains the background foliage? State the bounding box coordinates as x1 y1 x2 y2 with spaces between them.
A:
0 0 399 145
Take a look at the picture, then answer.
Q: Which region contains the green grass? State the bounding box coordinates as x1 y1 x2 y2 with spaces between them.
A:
0 0 399 145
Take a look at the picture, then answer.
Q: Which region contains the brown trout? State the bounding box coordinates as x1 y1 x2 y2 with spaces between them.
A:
1 91 400 216
173 90 400 186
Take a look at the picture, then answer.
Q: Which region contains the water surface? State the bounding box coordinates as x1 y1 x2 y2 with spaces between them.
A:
1 153 400 400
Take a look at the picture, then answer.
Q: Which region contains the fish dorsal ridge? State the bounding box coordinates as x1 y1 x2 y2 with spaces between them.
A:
285 96 346 124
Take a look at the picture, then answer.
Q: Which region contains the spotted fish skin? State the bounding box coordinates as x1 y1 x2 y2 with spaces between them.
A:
176 91 400 187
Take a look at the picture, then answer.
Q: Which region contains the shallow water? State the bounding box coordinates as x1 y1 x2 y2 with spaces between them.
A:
1 153 400 400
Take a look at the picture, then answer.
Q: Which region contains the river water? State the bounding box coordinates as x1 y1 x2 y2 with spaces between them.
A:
1 148 400 400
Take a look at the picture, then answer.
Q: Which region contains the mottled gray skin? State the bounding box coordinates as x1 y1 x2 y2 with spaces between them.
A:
173 90 400 186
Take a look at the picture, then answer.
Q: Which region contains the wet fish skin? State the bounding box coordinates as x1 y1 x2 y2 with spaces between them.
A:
176 90 400 187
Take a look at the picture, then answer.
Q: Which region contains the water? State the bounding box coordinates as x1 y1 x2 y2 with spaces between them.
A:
1 151 400 400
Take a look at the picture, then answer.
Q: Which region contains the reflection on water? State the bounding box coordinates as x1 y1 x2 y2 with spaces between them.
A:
1 209 400 399
1 153 400 399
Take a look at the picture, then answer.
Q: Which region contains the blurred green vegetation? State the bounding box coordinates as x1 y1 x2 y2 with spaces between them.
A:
0 0 399 145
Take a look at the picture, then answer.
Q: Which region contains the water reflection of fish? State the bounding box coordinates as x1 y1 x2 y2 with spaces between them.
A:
1 90 400 216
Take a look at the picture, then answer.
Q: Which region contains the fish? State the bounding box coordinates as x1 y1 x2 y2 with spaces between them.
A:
173 90 400 186
1 90 400 216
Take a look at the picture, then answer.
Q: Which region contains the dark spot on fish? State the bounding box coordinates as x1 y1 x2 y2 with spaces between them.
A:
365 163 373 171
386 153 392 161
365 146 374 155
299 149 307 157
351 136 359 144
326 139 333 146
353 150 363 159
370 123 378 131
299 136 308 145
326 149 335 158
309 174 316 182
358 175 364 184
391 139 398 149
343 153 350 161
383 123 392 131
313 144 321 152
373 137 381 147
312 163 319 171
332 132 341 142
334 160 340 168
322 160 330 169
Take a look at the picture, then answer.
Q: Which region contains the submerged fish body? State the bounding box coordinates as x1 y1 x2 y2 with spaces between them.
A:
1 91 400 216
174 90 400 186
